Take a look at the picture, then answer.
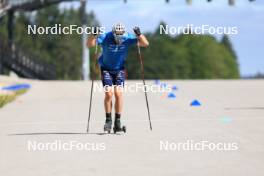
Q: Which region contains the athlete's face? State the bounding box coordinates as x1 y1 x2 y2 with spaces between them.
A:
114 33 125 45
115 30 124 35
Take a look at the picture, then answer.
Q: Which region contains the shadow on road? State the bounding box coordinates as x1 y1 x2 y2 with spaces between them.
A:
8 132 123 136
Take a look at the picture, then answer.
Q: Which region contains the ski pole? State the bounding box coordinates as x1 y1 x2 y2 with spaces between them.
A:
87 43 98 133
137 41 153 131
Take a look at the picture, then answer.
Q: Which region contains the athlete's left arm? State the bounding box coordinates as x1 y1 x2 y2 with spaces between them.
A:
133 27 149 47
137 34 149 48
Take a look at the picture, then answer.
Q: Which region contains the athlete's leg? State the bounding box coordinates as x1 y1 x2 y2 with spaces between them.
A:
103 87 113 132
104 87 113 113
113 70 125 114
114 85 123 114
113 86 123 130
112 70 125 131
101 70 114 115
101 69 114 132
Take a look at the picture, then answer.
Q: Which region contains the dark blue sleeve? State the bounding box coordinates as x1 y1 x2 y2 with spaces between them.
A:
97 33 107 46
126 33 138 46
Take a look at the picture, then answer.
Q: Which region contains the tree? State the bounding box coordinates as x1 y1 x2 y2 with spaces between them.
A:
126 22 240 79
1 16 240 80
1 5 100 79
221 34 237 60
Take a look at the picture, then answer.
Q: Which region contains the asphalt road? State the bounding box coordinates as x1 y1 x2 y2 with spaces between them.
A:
0 79 264 176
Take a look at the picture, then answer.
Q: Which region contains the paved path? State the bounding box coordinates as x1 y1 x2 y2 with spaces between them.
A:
0 79 264 176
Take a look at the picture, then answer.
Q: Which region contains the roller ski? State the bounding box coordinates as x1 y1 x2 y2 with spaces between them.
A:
113 119 126 134
104 118 112 134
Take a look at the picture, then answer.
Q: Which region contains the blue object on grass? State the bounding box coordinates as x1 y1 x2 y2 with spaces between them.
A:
168 92 176 99
2 83 31 91
191 99 201 106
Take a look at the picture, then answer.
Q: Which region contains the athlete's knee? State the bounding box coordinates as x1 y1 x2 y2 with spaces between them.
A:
114 90 123 100
105 91 113 101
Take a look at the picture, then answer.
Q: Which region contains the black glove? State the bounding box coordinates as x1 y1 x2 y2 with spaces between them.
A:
133 26 141 37
92 27 100 37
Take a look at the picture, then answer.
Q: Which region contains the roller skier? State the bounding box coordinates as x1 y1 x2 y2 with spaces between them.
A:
87 23 149 133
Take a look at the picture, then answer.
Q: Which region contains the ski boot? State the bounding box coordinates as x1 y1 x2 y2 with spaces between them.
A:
113 119 126 134
104 118 112 134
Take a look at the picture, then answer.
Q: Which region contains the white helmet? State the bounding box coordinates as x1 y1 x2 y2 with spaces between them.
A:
112 23 126 44
112 22 126 35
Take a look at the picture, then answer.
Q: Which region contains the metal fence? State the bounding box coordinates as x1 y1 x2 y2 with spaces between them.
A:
0 34 56 80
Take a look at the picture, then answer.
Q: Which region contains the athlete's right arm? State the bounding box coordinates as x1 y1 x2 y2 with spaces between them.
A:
87 30 107 48
87 27 102 48
87 35 97 48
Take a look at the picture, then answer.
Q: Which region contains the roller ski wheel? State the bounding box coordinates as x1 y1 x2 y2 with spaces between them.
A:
113 125 126 134
104 120 112 134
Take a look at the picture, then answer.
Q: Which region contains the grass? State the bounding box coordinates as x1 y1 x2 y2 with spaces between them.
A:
0 89 28 108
